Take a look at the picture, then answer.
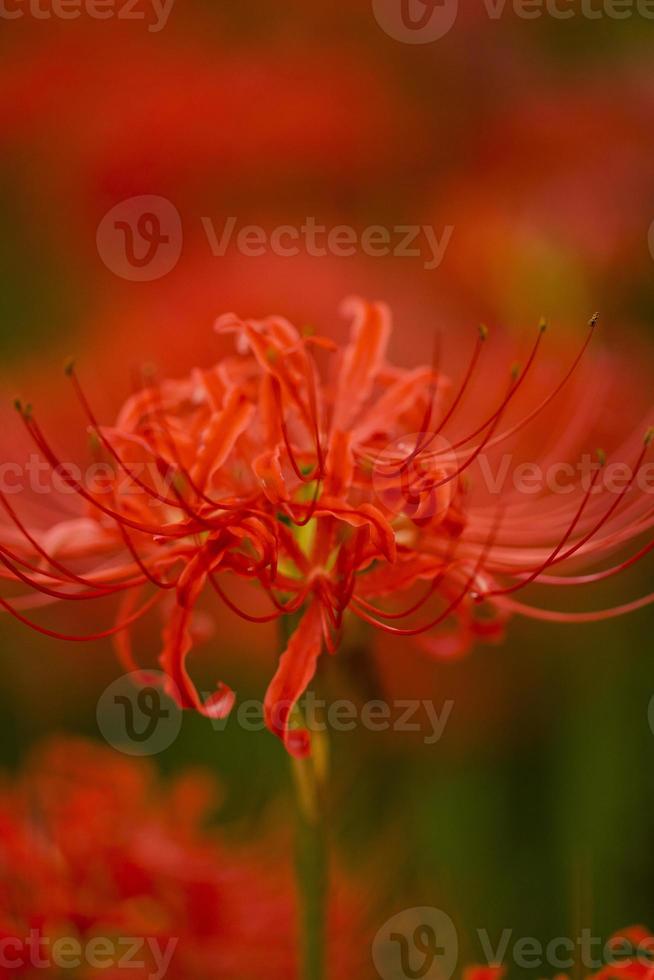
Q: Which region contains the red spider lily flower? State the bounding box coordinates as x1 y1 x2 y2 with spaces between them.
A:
1 299 653 756
0 737 368 979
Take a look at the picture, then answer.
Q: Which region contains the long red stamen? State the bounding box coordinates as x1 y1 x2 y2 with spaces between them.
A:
435 325 487 436
546 432 653 568
67 365 187 512
143 370 274 524
481 452 606 599
525 534 654 587
271 376 320 484
402 324 486 466
209 572 286 623
16 407 204 538
425 371 523 492
401 328 442 467
481 313 598 454
353 539 459 621
494 590 654 623
0 490 125 589
114 520 177 591
0 547 140 601
350 510 502 636
302 352 326 477
0 590 161 641
436 320 547 457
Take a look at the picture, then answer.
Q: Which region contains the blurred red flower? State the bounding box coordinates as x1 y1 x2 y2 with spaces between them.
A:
0 27 423 252
0 737 368 979
433 71 654 323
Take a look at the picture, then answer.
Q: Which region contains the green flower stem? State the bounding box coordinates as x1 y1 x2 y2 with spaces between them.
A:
281 615 329 980
292 733 328 980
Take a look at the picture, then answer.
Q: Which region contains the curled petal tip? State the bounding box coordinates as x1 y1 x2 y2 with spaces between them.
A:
200 683 236 720
214 311 241 332
286 728 312 758
339 294 364 316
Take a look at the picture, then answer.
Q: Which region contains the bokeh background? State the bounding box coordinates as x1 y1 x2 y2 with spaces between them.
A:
1 1 654 973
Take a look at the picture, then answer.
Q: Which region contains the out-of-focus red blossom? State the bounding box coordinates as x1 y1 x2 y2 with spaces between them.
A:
435 73 654 319
1 298 653 756
0 29 422 233
0 738 368 979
